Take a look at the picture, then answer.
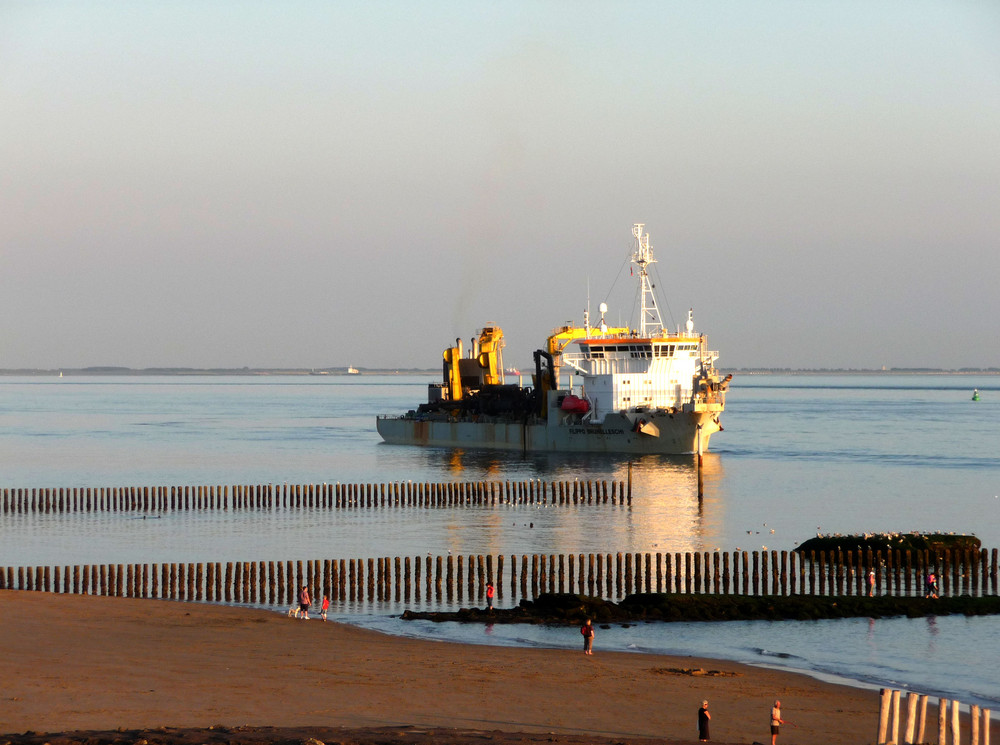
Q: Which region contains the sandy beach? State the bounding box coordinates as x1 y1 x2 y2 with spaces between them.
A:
0 591 893 744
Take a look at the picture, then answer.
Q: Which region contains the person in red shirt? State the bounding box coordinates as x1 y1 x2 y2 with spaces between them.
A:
321 594 330 621
581 618 594 655
486 582 495 611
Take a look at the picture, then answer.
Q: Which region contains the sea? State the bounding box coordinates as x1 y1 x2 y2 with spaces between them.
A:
1 373 998 708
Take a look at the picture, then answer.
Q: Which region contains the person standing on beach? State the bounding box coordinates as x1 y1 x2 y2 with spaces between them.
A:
580 618 594 655
698 700 711 741
321 594 329 621
298 585 311 620
486 581 495 611
770 700 784 745
867 569 875 596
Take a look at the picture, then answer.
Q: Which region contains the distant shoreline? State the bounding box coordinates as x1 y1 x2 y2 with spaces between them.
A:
1 367 996 377
730 368 998 375
0 368 437 377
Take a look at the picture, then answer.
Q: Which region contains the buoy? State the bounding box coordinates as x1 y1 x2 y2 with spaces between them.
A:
972 389 980 401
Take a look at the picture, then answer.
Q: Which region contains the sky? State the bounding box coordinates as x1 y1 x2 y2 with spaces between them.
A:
2 1 999 371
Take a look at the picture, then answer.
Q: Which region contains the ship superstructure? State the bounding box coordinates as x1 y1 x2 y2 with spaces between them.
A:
376 224 730 454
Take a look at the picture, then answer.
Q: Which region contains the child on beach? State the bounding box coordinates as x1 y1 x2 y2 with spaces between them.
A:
321 594 329 621
486 582 494 611
580 618 594 655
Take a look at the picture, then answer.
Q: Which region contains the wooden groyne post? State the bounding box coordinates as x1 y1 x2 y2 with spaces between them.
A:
877 688 993 745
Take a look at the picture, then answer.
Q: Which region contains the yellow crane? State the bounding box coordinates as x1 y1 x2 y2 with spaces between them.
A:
443 325 505 402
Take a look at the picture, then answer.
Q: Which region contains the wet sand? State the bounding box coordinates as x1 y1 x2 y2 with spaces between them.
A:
1 591 881 744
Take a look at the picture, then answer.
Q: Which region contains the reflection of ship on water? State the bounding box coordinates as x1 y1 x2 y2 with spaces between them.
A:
411 447 724 556
621 453 725 554
421 446 720 479
428 447 722 486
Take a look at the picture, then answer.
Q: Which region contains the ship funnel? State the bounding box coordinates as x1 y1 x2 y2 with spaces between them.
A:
686 309 694 334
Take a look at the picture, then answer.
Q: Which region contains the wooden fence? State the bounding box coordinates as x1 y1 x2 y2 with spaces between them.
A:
0 479 629 513
877 688 994 745
2 547 996 606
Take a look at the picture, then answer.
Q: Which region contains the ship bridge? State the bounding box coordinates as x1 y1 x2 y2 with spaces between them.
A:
560 333 722 421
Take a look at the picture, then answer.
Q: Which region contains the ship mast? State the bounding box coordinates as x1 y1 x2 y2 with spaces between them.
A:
631 223 664 337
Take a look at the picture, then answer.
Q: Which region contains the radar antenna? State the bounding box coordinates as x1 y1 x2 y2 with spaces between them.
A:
631 223 664 337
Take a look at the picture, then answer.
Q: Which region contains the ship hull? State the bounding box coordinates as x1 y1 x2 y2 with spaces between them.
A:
376 409 721 455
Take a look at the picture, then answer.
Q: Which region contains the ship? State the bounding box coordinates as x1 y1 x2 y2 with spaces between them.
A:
346 366 360 374
376 223 731 454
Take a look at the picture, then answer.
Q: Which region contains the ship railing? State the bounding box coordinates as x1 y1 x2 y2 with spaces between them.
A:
695 390 725 406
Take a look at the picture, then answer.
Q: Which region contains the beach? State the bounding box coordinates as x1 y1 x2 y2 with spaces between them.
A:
0 591 888 745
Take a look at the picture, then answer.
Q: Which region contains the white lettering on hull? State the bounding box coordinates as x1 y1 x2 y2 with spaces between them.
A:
567 427 626 435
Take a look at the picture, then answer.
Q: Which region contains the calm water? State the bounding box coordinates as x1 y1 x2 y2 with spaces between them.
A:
1 373 998 705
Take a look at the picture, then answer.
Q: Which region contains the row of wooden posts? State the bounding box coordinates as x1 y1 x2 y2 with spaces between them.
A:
3 548 997 605
0 479 630 513
877 689 993 745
